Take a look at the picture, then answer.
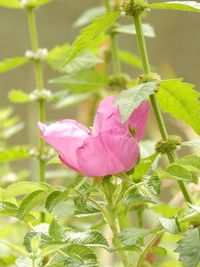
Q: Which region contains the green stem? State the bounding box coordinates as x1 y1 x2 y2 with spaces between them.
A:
133 14 193 204
103 181 130 267
104 0 121 75
27 7 46 222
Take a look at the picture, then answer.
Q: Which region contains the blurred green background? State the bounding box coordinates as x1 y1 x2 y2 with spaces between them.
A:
0 0 199 147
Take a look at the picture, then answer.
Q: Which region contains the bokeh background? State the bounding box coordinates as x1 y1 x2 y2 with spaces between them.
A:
0 0 200 161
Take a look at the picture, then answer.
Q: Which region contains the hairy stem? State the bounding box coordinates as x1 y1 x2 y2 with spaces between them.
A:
133 14 193 204
103 181 130 267
27 7 46 222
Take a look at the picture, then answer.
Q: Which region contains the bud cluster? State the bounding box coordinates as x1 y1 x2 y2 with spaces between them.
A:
29 89 52 102
121 0 149 17
108 73 130 90
155 135 182 154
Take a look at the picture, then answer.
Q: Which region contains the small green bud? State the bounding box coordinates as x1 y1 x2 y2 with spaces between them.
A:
155 135 182 154
108 73 130 90
121 0 149 17
138 73 161 84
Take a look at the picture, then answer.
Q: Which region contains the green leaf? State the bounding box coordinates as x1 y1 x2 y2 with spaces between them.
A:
54 93 92 109
16 256 32 267
157 79 200 134
4 181 50 199
152 204 179 218
165 164 194 182
46 43 71 70
115 82 157 122
64 229 109 249
45 245 98 267
118 228 149 247
50 69 108 93
150 1 200 12
0 146 31 162
8 89 31 103
118 50 143 70
0 0 21 8
151 246 167 256
3 122 24 138
177 155 200 172
0 57 29 73
73 6 106 28
159 217 181 234
74 196 101 218
175 227 200 267
182 140 200 148
45 191 62 212
114 23 155 37
49 219 64 241
132 153 158 181
18 190 49 219
29 0 52 7
63 11 120 65
123 188 155 208
0 201 35 222
62 52 103 74
144 174 161 196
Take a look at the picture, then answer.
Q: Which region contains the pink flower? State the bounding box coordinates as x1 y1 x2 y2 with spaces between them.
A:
38 96 149 177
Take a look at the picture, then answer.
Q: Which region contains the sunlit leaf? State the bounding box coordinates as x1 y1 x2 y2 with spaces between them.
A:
63 11 120 65
157 79 200 134
150 1 200 12
8 89 31 103
159 217 181 234
115 82 157 122
114 23 155 37
0 146 31 162
0 0 21 8
0 57 30 73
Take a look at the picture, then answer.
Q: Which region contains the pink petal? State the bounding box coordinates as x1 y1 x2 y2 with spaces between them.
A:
38 119 89 170
128 101 149 141
77 128 139 177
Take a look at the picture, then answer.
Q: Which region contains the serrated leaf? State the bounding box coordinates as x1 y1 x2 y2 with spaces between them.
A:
165 164 194 182
62 52 103 74
132 153 158 181
74 196 101 218
45 191 62 212
157 79 200 134
64 229 109 249
118 228 148 247
73 6 106 28
18 190 49 219
0 0 21 8
177 155 200 172
54 93 92 109
24 230 52 253
50 69 108 93
115 82 156 122
45 245 98 267
0 202 36 222
63 11 120 65
0 146 31 162
0 57 29 73
175 227 200 267
4 181 50 199
144 174 161 196
49 219 64 241
150 1 200 12
114 23 155 37
159 217 181 234
123 188 155 208
8 89 31 103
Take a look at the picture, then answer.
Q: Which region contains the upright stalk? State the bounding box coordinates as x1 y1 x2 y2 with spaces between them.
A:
27 7 46 221
103 181 130 267
133 14 193 203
